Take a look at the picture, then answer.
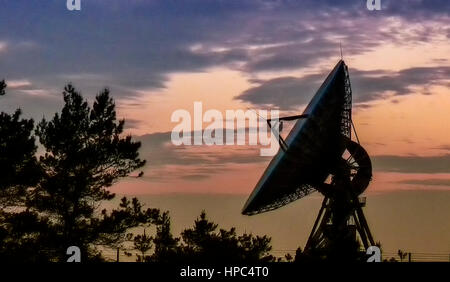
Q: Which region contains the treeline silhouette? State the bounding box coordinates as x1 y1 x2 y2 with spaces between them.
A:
0 81 273 263
126 210 273 263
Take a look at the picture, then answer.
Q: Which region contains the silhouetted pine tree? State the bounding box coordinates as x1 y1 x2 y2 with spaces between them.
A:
0 80 6 96
151 211 179 262
134 229 153 262
15 84 159 261
177 211 273 263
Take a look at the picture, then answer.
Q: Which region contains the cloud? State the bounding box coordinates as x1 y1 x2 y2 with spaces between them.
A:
0 41 7 53
5 79 31 89
397 179 450 187
381 0 450 18
20 89 51 97
137 130 267 167
235 74 323 109
235 66 450 109
433 145 450 152
123 118 146 130
179 174 210 181
134 132 450 182
0 0 448 134
0 39 38 57
1 0 447 100
372 155 450 174
134 130 269 181
351 66 450 103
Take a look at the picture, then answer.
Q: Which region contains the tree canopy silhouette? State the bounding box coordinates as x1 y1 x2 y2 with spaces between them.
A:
134 229 153 262
0 83 160 262
169 211 273 263
127 210 273 263
151 211 179 262
0 80 6 96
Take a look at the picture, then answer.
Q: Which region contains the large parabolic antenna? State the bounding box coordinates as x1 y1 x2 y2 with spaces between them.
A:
242 60 375 252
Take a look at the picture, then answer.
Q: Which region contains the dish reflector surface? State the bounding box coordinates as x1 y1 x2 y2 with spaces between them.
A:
242 60 352 215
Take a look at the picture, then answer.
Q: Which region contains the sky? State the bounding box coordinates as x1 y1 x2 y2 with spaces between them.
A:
0 0 449 254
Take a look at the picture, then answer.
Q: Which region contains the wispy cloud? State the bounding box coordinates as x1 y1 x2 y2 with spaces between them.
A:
235 66 450 109
5 79 31 89
134 131 450 182
133 131 269 181
19 89 55 98
1 0 448 107
372 155 450 174
0 41 7 53
397 179 450 187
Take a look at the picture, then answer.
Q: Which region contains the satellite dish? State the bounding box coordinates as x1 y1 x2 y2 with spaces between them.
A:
242 60 376 252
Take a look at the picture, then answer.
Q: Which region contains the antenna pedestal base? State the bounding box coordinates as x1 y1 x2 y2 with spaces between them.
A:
303 194 375 260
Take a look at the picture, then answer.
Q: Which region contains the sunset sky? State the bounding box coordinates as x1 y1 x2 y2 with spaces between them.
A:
1 0 449 255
